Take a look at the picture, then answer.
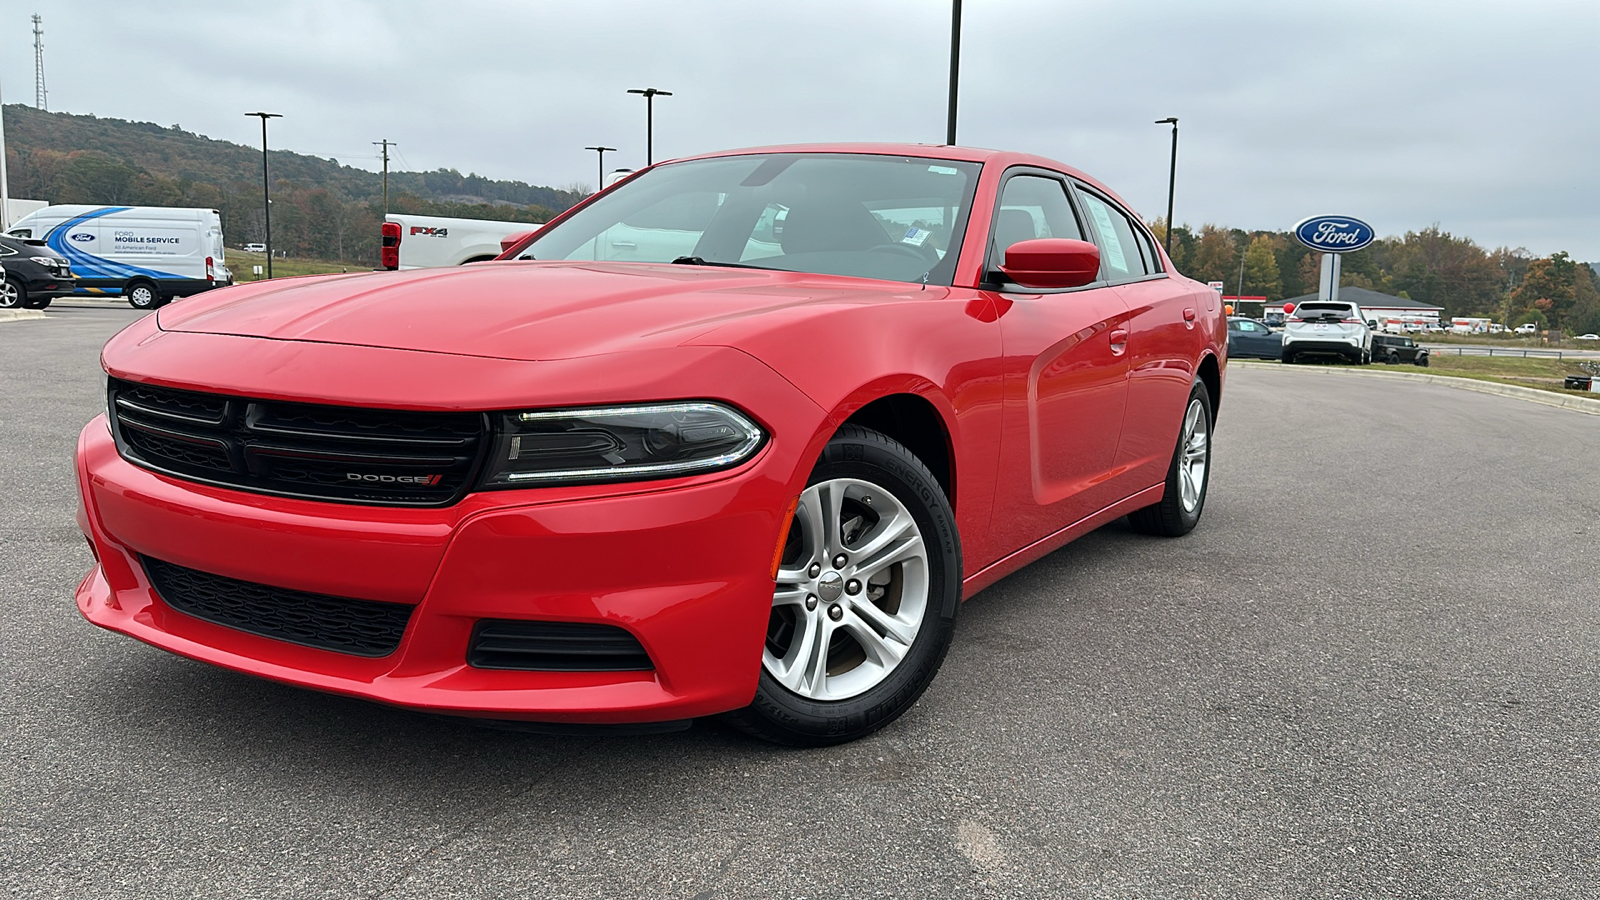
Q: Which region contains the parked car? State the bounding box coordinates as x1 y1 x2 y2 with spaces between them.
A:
1282 300 1374 364
242 242 266 253
1576 333 1599 341
0 234 74 309
7 205 231 309
1372 333 1430 366
1564 374 1593 390
1226 316 1283 359
75 144 1225 746
1514 323 1538 335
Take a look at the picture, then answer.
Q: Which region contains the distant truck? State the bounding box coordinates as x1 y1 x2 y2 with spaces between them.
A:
6 205 232 309
380 214 543 270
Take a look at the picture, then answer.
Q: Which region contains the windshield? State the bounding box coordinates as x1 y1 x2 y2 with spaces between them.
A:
517 153 983 286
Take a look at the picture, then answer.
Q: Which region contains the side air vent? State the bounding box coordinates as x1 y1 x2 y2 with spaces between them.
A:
467 620 654 672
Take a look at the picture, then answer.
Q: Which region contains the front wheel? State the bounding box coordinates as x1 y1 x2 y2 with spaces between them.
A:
1387 352 1400 364
726 425 961 746
1128 379 1213 537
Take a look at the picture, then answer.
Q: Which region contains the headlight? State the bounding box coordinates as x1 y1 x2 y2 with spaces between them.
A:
480 401 764 488
31 256 64 266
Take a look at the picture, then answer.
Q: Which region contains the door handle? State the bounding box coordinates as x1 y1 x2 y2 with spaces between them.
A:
1183 307 1197 321
1109 328 1128 354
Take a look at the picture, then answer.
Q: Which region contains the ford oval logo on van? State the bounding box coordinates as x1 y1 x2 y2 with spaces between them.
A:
69 232 95 243
1293 216 1374 253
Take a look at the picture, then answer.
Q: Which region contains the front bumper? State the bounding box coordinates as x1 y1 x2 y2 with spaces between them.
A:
76 416 802 723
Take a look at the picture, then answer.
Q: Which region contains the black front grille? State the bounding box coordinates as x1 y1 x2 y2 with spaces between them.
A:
468 620 654 671
108 378 488 506
142 556 414 657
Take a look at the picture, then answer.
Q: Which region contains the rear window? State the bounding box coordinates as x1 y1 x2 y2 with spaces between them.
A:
1294 303 1354 320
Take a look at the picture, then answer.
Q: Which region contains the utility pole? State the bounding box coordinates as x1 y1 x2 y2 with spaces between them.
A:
626 88 672 166
373 139 394 214
1236 237 1248 307
1 67 10 230
584 146 616 192
246 112 282 278
947 0 962 145
32 15 47 111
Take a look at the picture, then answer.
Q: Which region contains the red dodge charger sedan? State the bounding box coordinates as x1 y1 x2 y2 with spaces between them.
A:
75 144 1225 745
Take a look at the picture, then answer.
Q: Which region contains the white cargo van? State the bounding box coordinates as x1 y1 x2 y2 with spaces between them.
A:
6 205 232 309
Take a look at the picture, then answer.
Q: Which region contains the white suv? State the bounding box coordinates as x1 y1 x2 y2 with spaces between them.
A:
1283 300 1374 365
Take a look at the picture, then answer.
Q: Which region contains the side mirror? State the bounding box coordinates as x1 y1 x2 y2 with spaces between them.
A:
998 238 1100 289
1367 319 1378 328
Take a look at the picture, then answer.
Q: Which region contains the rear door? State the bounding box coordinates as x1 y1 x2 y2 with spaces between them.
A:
984 169 1132 544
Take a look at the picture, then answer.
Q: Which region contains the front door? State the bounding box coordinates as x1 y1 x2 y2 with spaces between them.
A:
985 172 1132 548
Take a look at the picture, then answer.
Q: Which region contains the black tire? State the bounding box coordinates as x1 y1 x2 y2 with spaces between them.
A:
1386 352 1400 364
725 424 961 746
25 296 51 310
125 281 162 310
0 277 23 309
1283 351 1296 365
1416 356 1429 368
1128 379 1213 537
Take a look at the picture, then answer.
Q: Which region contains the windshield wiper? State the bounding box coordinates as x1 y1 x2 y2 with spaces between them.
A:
670 256 777 271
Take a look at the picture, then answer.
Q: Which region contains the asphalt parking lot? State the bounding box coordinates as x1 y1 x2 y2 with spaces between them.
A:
5 305 1600 899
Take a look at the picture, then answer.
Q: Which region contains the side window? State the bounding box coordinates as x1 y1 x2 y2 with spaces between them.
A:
988 174 1084 271
1076 189 1148 282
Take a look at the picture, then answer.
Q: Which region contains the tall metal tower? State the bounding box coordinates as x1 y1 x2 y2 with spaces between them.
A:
32 15 47 111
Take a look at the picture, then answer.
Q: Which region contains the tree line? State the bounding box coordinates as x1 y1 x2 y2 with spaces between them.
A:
1152 221 1600 334
2 104 584 265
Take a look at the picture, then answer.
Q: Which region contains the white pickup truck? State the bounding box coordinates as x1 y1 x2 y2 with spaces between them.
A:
380 214 541 270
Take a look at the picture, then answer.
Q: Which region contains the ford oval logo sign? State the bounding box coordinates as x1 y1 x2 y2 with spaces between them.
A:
1293 216 1374 253
69 232 95 243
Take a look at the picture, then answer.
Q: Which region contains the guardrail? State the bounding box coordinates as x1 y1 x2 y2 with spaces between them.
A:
1431 346 1567 360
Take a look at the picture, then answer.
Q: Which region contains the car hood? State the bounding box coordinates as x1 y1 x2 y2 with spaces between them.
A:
157 261 907 361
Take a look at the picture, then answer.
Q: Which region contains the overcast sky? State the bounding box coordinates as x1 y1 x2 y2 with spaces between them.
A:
7 0 1599 259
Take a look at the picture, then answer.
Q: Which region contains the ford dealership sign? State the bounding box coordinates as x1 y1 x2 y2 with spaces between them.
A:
1293 215 1375 253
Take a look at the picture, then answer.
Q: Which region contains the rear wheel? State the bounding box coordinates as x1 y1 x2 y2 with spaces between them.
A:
0 278 23 309
126 281 162 310
1387 351 1400 364
1129 379 1212 537
726 425 961 746
1283 351 1297 365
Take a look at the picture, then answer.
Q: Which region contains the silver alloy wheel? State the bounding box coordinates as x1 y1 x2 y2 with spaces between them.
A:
1178 397 1209 514
0 280 18 308
128 284 156 308
764 477 929 702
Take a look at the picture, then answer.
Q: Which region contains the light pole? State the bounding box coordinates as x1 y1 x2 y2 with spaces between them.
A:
246 112 282 278
947 0 962 145
1155 117 1178 257
584 145 617 192
626 88 672 166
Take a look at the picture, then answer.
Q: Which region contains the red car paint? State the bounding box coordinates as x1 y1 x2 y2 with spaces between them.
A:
76 144 1225 724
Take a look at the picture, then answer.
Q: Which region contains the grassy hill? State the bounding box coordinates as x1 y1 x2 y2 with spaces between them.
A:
1 104 584 265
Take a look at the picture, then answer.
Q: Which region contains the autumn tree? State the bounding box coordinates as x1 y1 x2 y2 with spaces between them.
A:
1242 235 1283 300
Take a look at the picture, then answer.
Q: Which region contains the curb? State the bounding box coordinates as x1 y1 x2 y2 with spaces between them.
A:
0 309 46 322
1232 360 1600 417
